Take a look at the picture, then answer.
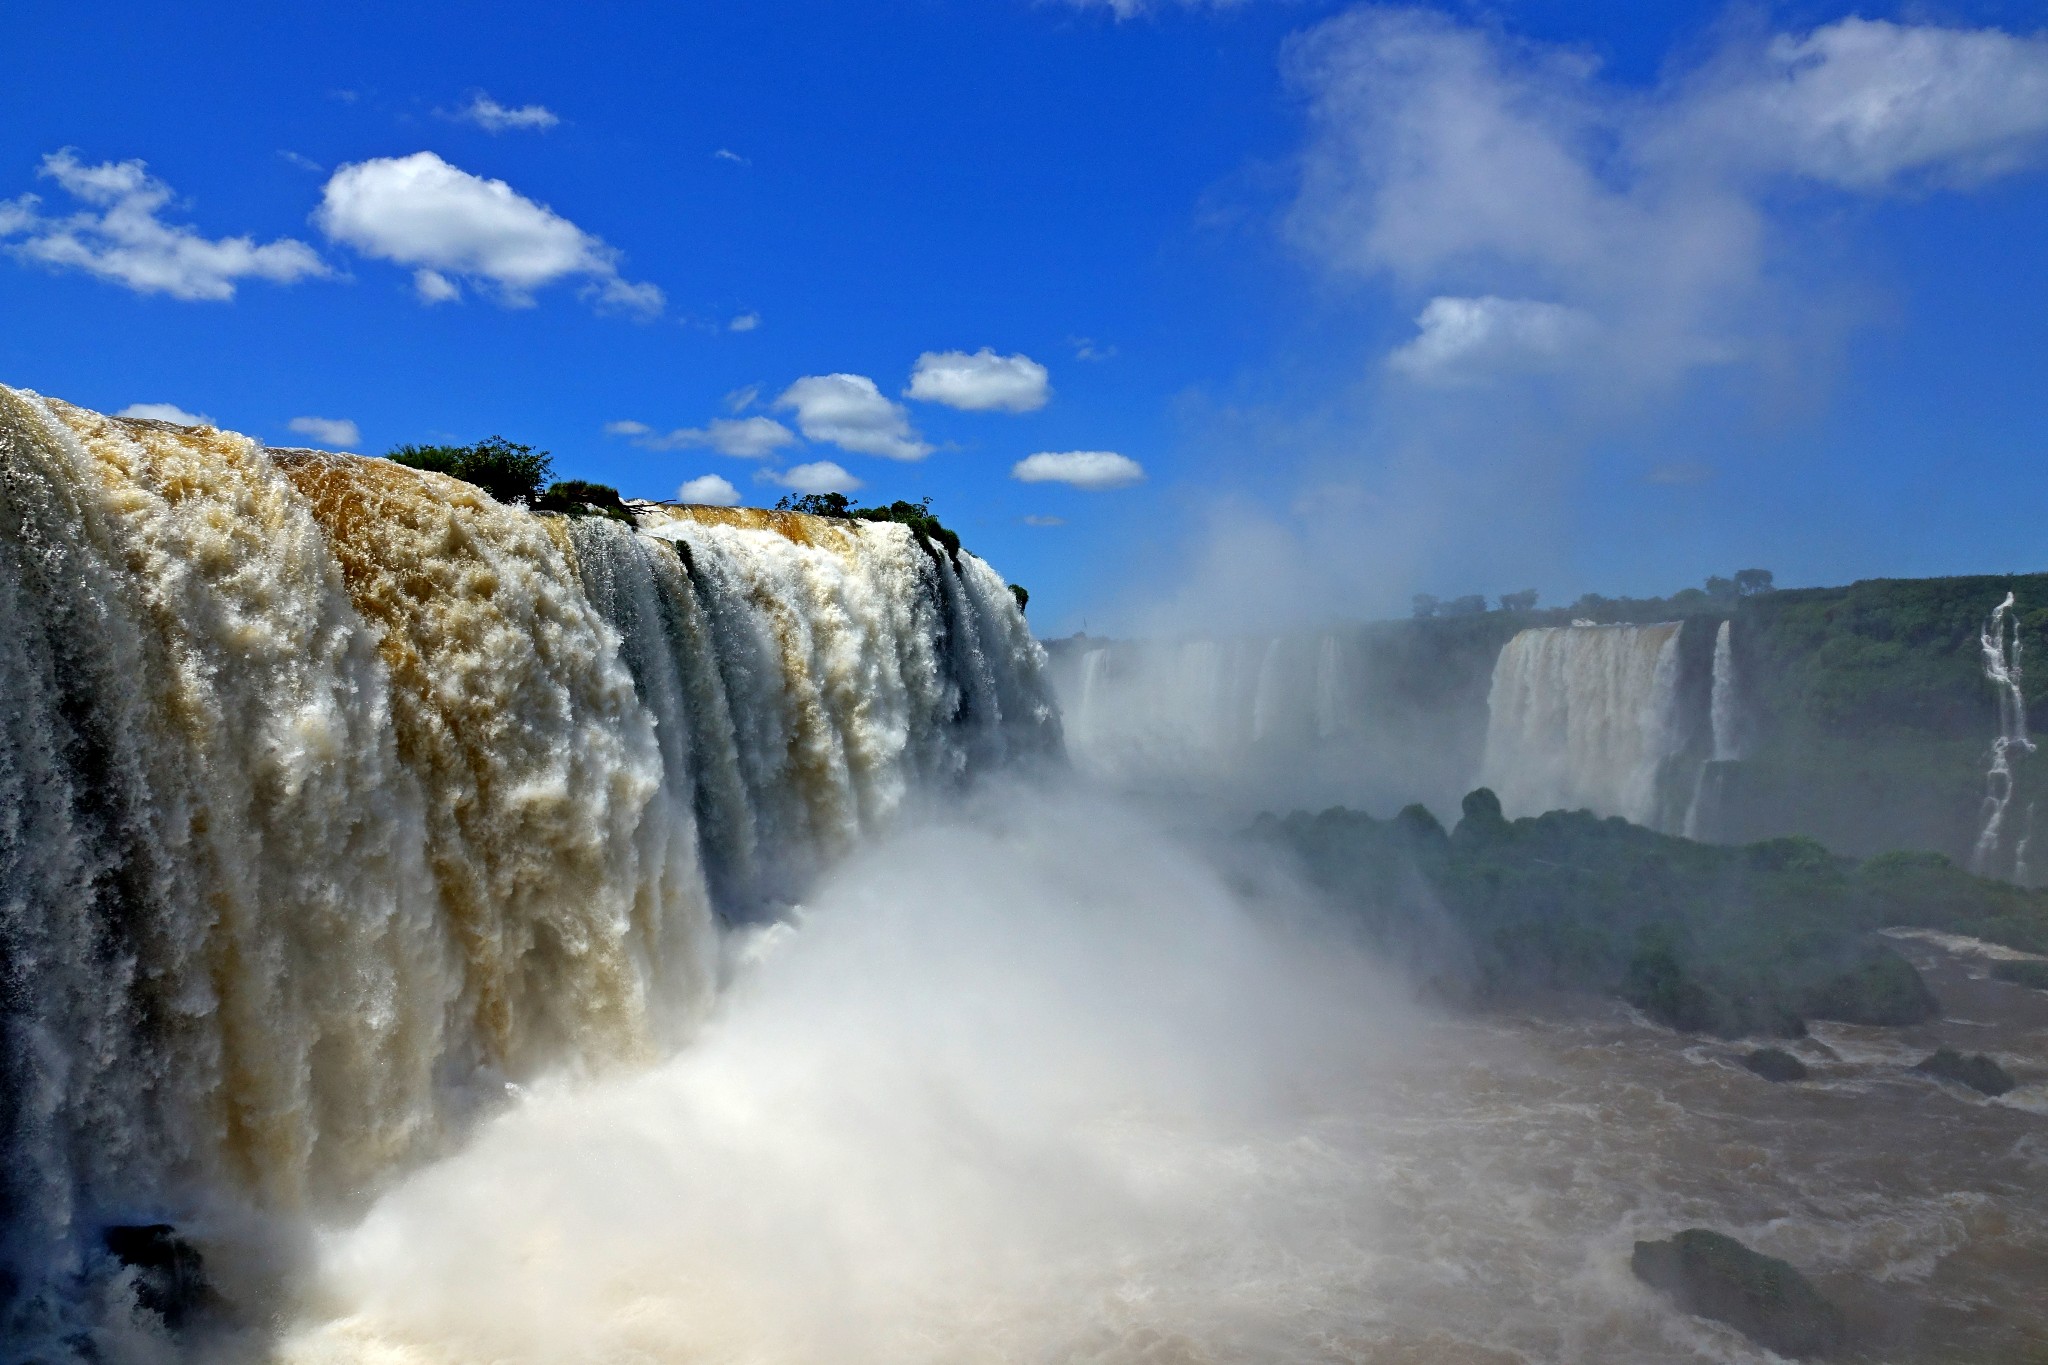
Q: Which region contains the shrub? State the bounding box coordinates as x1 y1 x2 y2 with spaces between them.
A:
388 436 554 505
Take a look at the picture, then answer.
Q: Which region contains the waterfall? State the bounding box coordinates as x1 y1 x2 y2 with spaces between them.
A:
1970 592 2034 878
1479 623 1686 827
1708 619 1739 762
0 388 1055 1345
1682 619 1741 839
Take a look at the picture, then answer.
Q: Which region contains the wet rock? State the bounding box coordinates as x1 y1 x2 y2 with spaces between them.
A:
1912 1047 2014 1097
103 1223 208 1329
1632 1228 1845 1358
1741 1047 1808 1082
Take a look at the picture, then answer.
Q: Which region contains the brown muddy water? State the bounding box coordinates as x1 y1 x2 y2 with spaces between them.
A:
270 817 2047 1365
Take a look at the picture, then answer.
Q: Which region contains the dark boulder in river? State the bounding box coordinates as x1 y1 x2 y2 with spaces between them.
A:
1912 1047 2015 1096
1632 1228 1845 1358
1741 1047 1808 1082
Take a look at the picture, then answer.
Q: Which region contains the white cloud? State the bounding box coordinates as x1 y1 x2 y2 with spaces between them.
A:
1668 19 2048 190
609 414 796 458
315 152 661 315
116 402 210 426
1388 296 1597 385
1285 10 2048 393
729 311 760 332
906 348 1050 412
1070 336 1117 362
413 268 461 303
762 461 863 495
1023 514 1067 527
713 148 751 166
0 150 329 301
1057 0 1246 18
678 474 742 505
287 415 361 448
278 150 323 173
775 374 932 461
453 93 561 134
1011 450 1145 489
724 384 760 413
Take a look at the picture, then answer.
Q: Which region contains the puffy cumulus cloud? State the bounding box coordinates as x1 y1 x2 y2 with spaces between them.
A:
678 473 742 505
287 415 361 448
1011 450 1145 489
775 374 931 461
0 150 329 301
761 460 863 495
610 415 797 458
117 401 211 426
906 348 1050 412
1388 296 1597 385
452 93 561 134
1286 9 2048 396
315 152 662 315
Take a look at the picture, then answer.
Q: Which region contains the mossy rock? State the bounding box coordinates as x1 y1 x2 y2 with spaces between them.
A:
1992 959 2048 991
1913 1047 2015 1096
1742 1047 1809 1082
1800 949 1939 1026
1633 1228 1845 1358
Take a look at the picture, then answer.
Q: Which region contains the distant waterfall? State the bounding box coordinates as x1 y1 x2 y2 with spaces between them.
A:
1479 623 1686 827
1682 620 1741 838
1970 592 2034 878
0 388 1056 1344
1053 633 1357 785
1708 619 1740 762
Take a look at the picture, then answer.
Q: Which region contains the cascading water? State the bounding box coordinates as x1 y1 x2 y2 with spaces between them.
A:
1970 592 2034 879
1479 623 1687 827
0 388 1055 1351
1682 619 1741 838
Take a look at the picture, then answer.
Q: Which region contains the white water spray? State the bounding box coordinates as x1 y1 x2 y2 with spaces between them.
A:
1970 592 2034 878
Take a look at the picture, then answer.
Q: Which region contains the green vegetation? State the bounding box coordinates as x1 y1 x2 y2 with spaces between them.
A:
387 436 554 505
1992 959 2048 990
1255 790 2048 1037
534 478 634 523
1632 1229 1844 1358
1009 583 1029 613
1913 1046 2015 1096
774 493 966 563
1742 1048 1809 1082
385 439 634 522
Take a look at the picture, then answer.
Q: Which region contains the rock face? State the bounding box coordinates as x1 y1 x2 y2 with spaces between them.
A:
1741 1047 1809 1082
103 1224 208 1329
1632 1228 1845 1358
1913 1047 2015 1096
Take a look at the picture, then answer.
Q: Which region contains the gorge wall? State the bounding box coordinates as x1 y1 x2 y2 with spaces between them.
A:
0 388 1058 1343
1052 580 2043 874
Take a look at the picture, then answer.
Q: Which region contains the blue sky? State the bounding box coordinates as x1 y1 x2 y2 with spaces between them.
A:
5 0 2047 633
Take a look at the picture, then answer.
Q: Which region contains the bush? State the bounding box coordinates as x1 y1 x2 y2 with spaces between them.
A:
1008 583 1029 613
388 436 554 505
535 479 634 523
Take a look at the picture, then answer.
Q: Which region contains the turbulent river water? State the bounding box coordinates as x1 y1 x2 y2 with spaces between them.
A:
3 391 2044 1363
269 794 2048 1365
